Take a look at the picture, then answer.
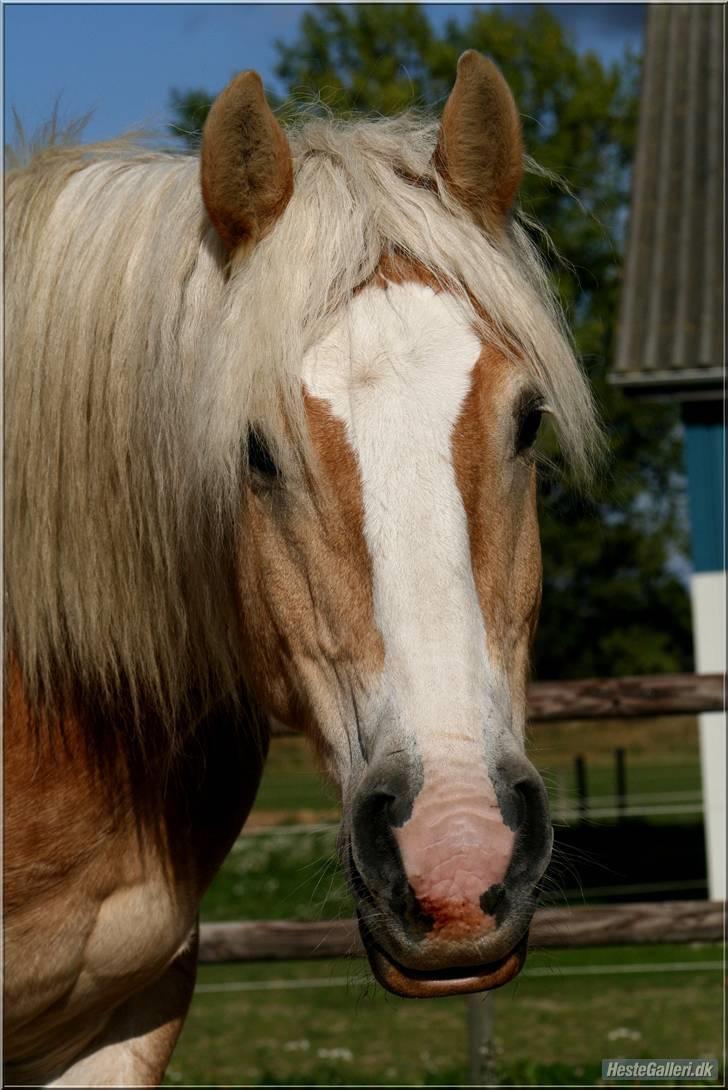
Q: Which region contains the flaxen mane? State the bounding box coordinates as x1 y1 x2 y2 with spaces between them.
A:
5 112 601 733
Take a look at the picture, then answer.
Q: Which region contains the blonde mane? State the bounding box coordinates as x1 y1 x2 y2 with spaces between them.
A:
5 112 600 728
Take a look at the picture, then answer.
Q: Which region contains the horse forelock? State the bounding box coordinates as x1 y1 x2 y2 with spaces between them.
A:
4 115 599 734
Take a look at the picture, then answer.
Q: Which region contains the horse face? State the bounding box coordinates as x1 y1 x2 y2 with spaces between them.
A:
236 267 551 997
205 54 552 997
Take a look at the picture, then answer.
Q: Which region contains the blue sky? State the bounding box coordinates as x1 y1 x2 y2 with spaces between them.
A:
4 4 644 144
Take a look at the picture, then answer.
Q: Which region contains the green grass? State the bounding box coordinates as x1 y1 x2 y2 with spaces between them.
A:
165 943 725 1086
253 737 336 814
200 827 349 923
526 715 703 826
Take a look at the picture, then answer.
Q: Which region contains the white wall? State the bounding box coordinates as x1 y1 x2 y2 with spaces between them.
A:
691 571 726 900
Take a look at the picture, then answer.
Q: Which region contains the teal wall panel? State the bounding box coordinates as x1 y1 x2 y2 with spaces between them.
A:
684 420 725 572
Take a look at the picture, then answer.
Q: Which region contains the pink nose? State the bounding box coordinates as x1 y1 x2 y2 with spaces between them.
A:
349 751 552 957
394 774 514 940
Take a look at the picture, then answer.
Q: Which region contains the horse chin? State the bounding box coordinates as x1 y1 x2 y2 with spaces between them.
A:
358 916 529 999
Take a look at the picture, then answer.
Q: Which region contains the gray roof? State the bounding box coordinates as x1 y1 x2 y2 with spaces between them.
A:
613 4 725 399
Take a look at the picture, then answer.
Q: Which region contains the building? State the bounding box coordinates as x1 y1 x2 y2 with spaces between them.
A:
613 4 725 897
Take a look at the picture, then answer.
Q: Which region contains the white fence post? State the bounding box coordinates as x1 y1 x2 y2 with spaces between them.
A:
691 571 726 899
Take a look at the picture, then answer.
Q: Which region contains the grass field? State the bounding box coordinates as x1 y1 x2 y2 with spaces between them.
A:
166 943 725 1086
184 716 721 1086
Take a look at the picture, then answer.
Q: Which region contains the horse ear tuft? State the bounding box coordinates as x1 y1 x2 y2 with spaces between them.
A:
201 71 293 252
434 51 523 235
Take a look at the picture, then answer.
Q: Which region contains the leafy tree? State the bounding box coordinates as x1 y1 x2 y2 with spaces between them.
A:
169 4 692 679
168 88 219 147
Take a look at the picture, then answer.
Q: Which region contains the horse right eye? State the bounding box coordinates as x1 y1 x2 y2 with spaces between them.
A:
515 406 543 454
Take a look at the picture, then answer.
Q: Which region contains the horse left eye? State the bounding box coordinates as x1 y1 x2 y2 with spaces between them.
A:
246 430 279 478
515 406 543 453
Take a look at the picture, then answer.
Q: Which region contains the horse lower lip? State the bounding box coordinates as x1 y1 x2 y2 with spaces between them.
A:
358 918 529 999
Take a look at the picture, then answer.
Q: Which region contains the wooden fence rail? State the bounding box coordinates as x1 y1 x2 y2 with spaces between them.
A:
199 900 724 964
270 674 724 739
526 673 724 721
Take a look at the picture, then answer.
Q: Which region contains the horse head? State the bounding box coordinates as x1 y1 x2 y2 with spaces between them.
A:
198 53 586 999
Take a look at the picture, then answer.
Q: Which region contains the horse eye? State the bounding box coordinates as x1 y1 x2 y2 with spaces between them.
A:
246 430 279 478
515 404 543 454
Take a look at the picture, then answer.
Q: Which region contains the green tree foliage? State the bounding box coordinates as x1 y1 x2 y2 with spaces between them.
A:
169 4 692 679
168 88 218 147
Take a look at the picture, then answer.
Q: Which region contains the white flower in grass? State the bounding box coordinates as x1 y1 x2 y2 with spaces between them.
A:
317 1047 353 1061
283 1039 311 1051
607 1027 642 1041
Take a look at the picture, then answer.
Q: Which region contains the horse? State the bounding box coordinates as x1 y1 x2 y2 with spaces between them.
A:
4 50 600 1085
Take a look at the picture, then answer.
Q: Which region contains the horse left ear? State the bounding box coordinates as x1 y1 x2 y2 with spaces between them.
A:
434 51 523 234
201 70 293 252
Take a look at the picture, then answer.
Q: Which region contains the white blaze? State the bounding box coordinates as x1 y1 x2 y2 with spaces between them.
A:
303 281 502 759
304 280 518 910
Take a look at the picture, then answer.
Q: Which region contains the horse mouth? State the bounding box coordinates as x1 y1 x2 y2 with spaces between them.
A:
358 916 529 999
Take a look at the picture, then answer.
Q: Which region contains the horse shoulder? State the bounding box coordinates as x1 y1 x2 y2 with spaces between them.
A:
4 668 264 1082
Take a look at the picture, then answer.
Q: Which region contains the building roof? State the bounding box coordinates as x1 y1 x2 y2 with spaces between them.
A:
613 4 724 400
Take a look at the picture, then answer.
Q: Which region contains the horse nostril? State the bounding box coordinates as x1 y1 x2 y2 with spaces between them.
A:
508 781 527 830
499 759 549 832
351 785 405 895
512 777 541 830
500 763 553 887
524 770 550 811
480 882 507 915
361 788 397 825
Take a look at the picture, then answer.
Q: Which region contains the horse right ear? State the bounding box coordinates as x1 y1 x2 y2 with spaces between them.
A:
434 51 523 235
201 71 293 252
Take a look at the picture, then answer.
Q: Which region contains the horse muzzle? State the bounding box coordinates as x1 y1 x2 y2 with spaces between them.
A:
345 749 551 998
358 910 529 998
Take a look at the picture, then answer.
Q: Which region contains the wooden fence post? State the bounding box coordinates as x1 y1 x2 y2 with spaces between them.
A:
615 747 627 823
574 755 588 823
555 767 568 824
467 993 497 1086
